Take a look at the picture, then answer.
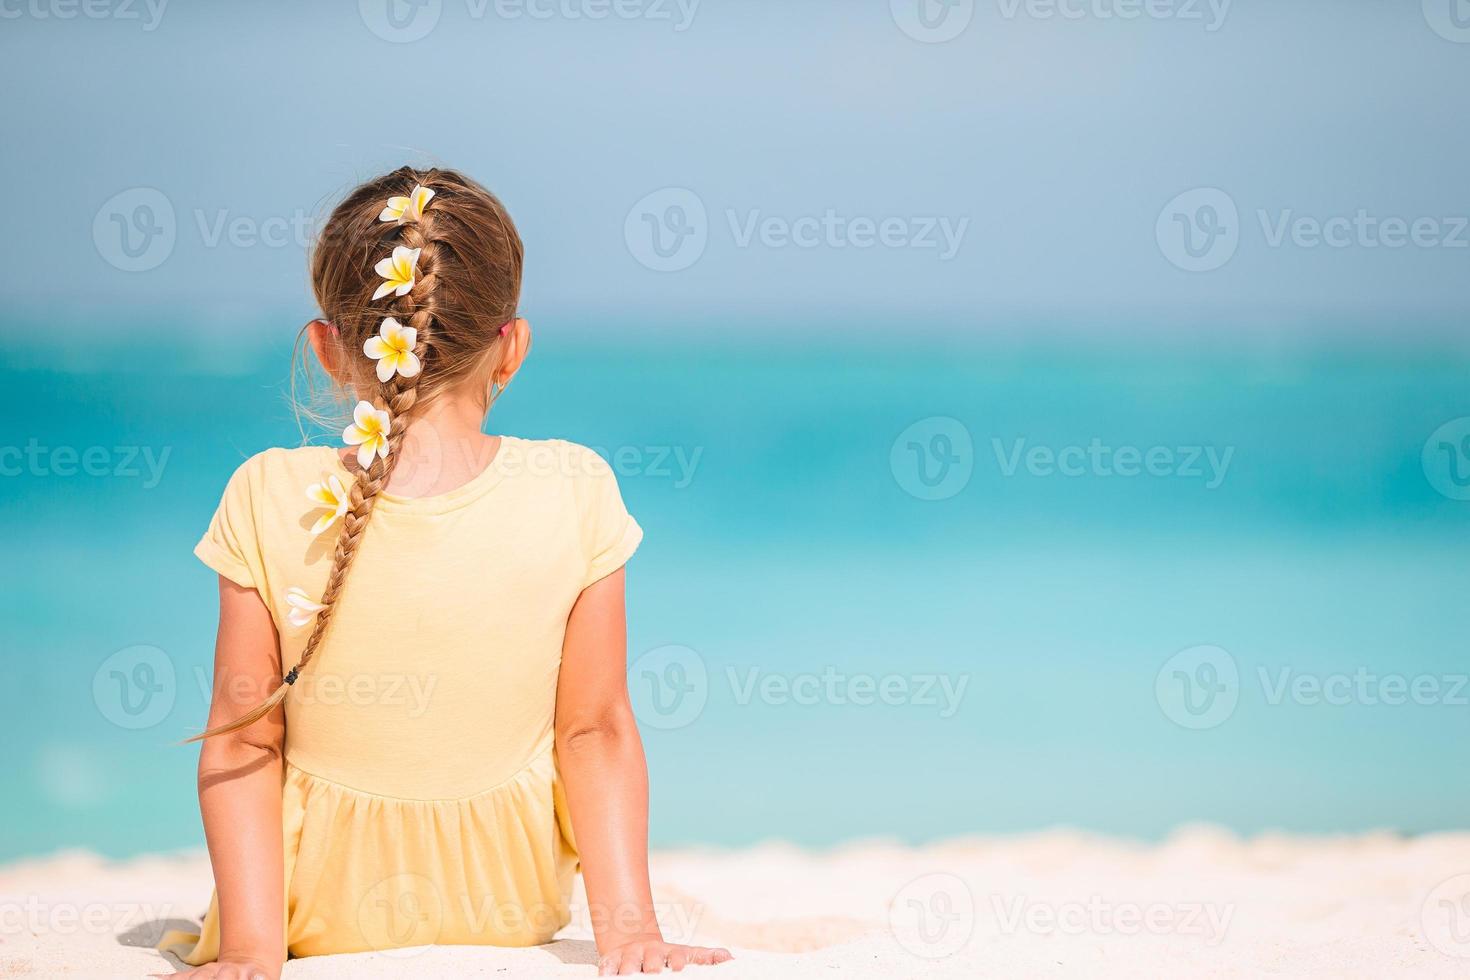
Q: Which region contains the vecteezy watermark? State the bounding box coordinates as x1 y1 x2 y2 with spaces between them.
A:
991 895 1233 945
889 873 975 959
890 0 975 43
356 872 444 956
1156 645 1470 730
192 667 439 718
570 898 706 944
1258 667 1469 708
1156 187 1239 272
591 443 703 489
726 667 970 718
624 187 969 272
358 0 698 43
377 431 703 492
1155 645 1239 730
0 897 179 938
93 186 323 272
0 440 171 487
1422 0 1470 43
1422 418 1470 501
1422 873 1470 958
93 645 176 729
0 0 168 30
995 0 1230 31
350 876 702 952
628 646 973 729
628 644 709 730
623 188 708 272
1257 210 1470 250
890 417 975 501
1158 187 1470 272
93 188 177 272
992 437 1233 489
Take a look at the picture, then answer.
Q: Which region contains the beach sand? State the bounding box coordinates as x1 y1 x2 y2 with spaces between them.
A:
3 827 1469 978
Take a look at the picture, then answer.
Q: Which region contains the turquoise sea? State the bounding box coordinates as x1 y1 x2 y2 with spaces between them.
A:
4 324 1469 862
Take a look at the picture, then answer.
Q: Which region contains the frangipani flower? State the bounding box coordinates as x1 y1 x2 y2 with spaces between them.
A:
343 400 392 469
305 473 350 535
378 185 435 224
363 317 421 382
284 586 326 628
371 246 420 301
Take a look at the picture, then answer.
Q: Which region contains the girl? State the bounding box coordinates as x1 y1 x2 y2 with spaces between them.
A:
157 168 732 978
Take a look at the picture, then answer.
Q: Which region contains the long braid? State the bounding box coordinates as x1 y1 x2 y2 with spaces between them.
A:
290 220 438 675
188 186 442 742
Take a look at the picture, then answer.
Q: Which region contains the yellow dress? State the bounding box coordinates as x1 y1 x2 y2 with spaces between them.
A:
161 437 642 961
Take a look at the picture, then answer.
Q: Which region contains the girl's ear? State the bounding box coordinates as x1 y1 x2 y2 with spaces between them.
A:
496 318 532 385
307 319 349 386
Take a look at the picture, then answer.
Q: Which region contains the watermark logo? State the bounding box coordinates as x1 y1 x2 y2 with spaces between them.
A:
93 187 176 272
92 645 175 729
995 0 1230 31
1422 418 1470 501
726 667 969 717
891 0 974 43
992 437 1233 488
1258 667 1467 708
0 440 172 487
1257 210 1469 250
1155 645 1238 730
1423 0 1470 43
1160 188 1469 272
891 417 974 501
628 644 708 729
356 872 444 955
0 897 179 938
359 0 442 42
0 0 168 30
625 188 708 272
593 443 703 489
991 894 1232 944
889 872 974 959
1422 873 1470 958
727 209 967 258
1156 187 1238 272
625 188 968 270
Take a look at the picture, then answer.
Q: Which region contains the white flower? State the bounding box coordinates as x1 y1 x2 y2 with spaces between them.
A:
371 245 420 301
363 317 421 382
378 185 435 224
343 400 392 470
305 473 350 535
283 586 326 628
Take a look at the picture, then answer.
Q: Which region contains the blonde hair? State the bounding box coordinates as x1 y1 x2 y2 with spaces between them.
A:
189 167 523 741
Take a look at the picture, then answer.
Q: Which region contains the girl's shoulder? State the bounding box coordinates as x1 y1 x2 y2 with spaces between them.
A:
216 445 341 493
503 437 615 482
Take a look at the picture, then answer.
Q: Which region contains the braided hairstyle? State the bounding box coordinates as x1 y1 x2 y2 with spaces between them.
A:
190 167 523 741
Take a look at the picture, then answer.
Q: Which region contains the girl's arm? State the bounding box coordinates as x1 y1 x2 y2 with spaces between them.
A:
555 568 732 976
170 576 288 980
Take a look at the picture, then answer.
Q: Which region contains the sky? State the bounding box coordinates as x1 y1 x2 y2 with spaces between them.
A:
2 0 1468 335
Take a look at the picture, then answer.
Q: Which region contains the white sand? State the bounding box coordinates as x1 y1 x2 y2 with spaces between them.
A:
3 827 1469 978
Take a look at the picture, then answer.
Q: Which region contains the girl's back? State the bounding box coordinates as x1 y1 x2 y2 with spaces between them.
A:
174 436 639 956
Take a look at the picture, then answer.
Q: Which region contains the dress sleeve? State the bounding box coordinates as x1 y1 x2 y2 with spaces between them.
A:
194 455 265 591
578 448 643 589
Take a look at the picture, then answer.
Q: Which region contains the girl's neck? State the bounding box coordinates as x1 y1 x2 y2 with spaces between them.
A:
365 394 502 498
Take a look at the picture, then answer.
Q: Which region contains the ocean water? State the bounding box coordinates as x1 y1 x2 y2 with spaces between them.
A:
3 327 1469 862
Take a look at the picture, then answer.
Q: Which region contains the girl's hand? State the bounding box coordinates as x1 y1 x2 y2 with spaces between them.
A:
597 938 732 975
152 954 282 980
